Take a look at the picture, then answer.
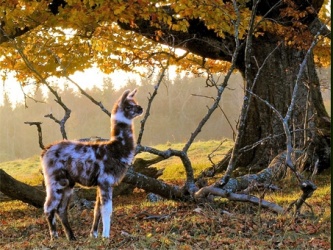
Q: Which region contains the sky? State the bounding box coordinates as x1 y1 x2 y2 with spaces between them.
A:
0 65 181 108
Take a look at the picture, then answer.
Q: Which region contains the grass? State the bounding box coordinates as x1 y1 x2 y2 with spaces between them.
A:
137 140 233 181
324 100 331 116
0 140 233 186
0 140 331 249
0 155 43 186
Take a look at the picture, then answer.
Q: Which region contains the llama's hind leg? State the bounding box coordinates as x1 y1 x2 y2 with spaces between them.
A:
45 209 58 240
56 187 76 240
90 188 101 238
44 190 62 240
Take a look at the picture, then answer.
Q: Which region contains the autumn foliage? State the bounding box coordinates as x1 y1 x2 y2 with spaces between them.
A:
0 0 330 84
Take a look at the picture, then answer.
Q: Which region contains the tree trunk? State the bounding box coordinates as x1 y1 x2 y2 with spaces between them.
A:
232 34 330 172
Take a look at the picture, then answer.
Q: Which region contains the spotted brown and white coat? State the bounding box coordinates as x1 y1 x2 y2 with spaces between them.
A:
41 89 143 240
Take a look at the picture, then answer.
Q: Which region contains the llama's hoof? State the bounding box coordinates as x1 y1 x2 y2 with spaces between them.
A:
102 236 110 242
50 232 58 241
68 235 76 241
90 231 98 238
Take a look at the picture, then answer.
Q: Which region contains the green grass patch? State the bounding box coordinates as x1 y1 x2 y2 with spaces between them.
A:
324 100 331 116
0 155 43 186
137 139 233 181
0 139 233 185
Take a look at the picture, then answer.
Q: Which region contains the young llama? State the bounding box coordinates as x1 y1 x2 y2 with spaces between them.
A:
41 89 143 240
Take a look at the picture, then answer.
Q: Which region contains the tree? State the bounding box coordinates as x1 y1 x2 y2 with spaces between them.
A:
0 0 330 214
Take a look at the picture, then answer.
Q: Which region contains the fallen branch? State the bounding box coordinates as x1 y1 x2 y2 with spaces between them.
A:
195 186 284 214
136 211 175 221
286 180 317 216
0 169 45 208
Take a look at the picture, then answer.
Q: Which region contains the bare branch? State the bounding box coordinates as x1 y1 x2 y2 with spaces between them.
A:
66 77 111 117
135 144 195 191
195 186 284 214
191 94 237 140
24 122 45 149
47 49 111 117
11 39 71 140
243 24 325 215
136 66 167 145
218 0 260 187
182 1 243 155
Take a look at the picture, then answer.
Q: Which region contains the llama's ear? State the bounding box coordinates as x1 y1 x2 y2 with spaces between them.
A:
127 89 137 99
120 90 131 103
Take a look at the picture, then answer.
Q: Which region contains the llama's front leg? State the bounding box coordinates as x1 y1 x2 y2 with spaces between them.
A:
99 186 113 238
90 188 101 238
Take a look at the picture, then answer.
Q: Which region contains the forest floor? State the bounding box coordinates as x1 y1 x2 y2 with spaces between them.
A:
0 169 331 250
0 140 331 249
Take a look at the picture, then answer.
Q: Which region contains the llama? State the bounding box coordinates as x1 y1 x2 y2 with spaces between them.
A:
41 89 143 240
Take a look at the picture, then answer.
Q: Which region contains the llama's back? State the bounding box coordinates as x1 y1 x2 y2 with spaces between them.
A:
41 140 133 188
42 141 102 187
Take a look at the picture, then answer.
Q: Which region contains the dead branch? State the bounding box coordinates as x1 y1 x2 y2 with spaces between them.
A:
13 41 71 140
65 77 111 117
47 49 111 117
176 0 243 192
286 180 317 216
243 27 324 215
218 0 261 187
136 64 168 145
195 150 303 213
135 144 196 192
195 186 284 214
0 169 45 208
136 211 174 221
24 122 45 149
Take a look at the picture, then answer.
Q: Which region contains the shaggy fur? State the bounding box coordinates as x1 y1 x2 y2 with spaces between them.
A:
41 89 143 240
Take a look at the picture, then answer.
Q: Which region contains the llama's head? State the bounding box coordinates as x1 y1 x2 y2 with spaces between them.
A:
112 89 143 123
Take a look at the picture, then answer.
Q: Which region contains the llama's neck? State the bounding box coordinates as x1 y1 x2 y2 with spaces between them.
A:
110 114 134 144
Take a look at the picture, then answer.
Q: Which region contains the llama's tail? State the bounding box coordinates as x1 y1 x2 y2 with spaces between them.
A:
55 179 70 189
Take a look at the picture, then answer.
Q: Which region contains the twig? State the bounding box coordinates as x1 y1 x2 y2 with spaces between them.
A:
12 41 71 139
191 94 237 140
218 0 261 187
207 139 228 167
136 211 175 221
24 122 45 149
136 64 168 145
65 77 111 117
47 49 111 117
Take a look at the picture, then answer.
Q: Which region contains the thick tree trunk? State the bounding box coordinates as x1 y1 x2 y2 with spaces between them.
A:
233 34 330 172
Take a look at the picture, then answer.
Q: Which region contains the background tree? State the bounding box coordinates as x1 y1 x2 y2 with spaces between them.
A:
0 0 330 213
0 0 330 172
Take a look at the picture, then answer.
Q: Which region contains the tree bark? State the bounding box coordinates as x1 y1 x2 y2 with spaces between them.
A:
234 34 330 172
